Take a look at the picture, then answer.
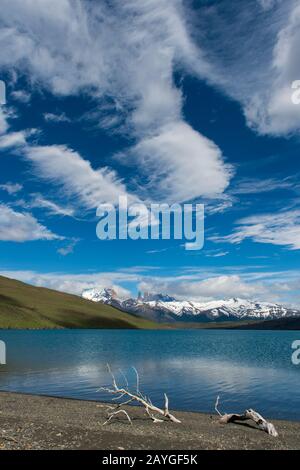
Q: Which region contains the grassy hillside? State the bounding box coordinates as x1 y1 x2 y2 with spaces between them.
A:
0 276 157 329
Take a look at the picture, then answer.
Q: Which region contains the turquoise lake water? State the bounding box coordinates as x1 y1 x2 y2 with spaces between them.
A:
0 329 299 420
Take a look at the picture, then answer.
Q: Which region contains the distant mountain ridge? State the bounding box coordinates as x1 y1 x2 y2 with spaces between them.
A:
82 288 300 323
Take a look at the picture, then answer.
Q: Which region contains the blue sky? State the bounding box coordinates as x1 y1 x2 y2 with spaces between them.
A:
0 0 300 306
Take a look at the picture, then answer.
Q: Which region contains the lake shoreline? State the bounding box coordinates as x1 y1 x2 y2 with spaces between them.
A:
0 391 300 450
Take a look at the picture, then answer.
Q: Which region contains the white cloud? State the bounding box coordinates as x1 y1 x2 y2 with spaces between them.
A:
0 105 134 211
57 240 78 256
0 0 231 203
257 0 279 11
11 89 31 103
2 0 298 213
22 195 75 217
125 121 232 202
205 197 234 215
0 115 135 212
193 0 300 136
1 0 299 146
0 130 27 149
0 108 35 149
0 203 63 241
23 144 133 209
249 2 300 135
0 182 23 194
44 112 70 123
138 274 266 302
0 109 9 135
146 248 169 254
212 210 300 250
205 250 229 258
231 177 298 195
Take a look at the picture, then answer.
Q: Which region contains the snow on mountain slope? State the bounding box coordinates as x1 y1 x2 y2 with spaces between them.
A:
82 288 117 303
81 289 300 323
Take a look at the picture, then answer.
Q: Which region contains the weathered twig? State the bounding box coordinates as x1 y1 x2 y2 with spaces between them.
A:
215 395 223 417
103 409 132 425
214 396 278 437
119 369 129 390
98 364 181 425
132 366 140 395
145 406 164 423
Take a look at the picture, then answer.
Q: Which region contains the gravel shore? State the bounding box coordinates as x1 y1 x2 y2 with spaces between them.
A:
0 391 299 450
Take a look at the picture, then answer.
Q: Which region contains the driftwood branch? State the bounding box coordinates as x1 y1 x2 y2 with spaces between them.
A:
214 396 278 437
103 409 132 426
98 364 181 425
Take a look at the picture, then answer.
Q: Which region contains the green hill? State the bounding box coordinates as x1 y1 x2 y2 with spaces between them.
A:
0 275 157 329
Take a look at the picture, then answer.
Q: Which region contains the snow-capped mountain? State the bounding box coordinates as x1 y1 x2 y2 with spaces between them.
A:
82 287 121 309
81 288 300 323
82 287 117 303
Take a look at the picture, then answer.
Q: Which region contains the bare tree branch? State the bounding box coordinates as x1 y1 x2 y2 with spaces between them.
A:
119 369 129 390
145 406 164 423
99 364 181 425
116 398 135 408
103 409 132 426
214 395 223 417
132 366 140 396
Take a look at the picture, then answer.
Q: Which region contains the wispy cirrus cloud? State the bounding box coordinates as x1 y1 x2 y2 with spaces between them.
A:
11 89 31 103
43 112 70 123
0 103 135 212
257 0 280 11
22 144 134 209
0 182 23 194
230 177 300 195
0 130 28 149
192 0 300 136
212 210 300 250
17 194 75 217
0 109 36 150
204 250 229 258
57 239 79 257
123 121 232 202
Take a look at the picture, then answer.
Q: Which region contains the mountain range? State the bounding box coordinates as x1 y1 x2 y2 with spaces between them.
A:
82 288 300 323
0 275 299 329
